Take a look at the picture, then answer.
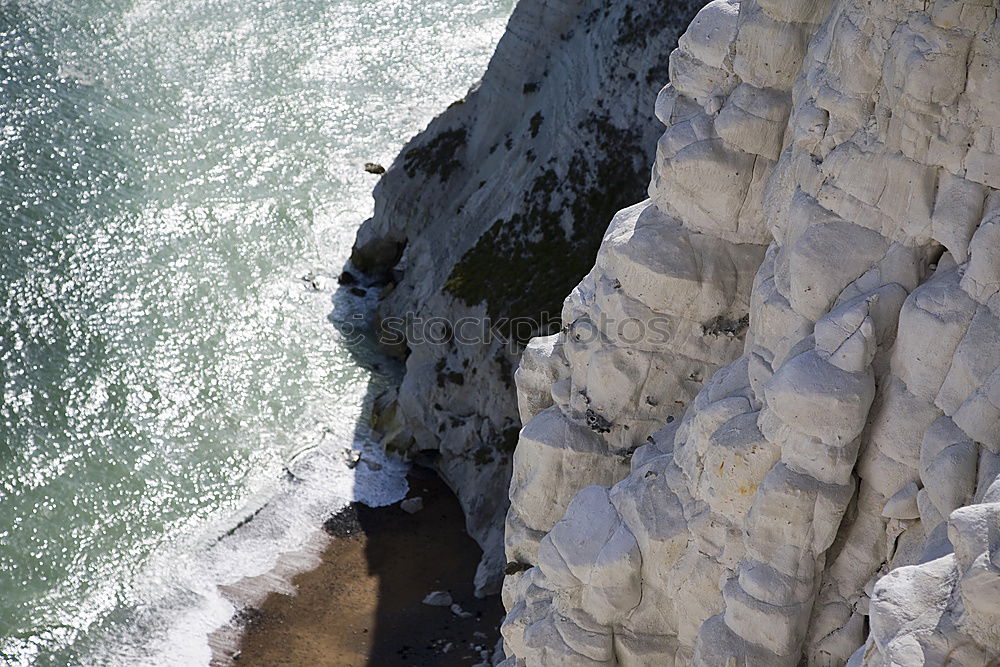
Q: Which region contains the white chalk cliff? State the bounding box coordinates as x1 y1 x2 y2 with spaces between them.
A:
500 0 1000 664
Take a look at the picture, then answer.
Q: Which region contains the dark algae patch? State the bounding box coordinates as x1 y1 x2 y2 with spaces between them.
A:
443 113 647 344
617 1 700 86
702 313 751 338
403 126 468 183
616 1 698 52
529 111 544 138
499 425 520 453
504 561 532 576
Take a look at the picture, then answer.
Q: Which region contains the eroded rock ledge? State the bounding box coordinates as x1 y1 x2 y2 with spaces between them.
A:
501 0 1000 664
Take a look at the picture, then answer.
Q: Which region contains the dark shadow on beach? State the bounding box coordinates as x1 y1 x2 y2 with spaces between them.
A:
228 276 505 666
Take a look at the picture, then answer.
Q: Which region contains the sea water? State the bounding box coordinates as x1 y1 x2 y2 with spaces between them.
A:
0 0 514 663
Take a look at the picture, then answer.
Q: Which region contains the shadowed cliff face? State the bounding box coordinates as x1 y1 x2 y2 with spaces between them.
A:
501 0 1000 665
349 0 703 597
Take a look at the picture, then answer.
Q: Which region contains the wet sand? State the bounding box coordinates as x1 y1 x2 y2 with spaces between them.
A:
225 468 504 666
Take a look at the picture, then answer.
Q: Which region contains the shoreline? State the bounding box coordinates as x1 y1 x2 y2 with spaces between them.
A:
213 467 505 666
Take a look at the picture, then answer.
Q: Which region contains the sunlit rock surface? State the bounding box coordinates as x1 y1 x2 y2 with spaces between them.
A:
501 0 1000 664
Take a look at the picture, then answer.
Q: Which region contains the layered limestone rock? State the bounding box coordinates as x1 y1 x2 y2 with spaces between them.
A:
351 0 701 596
502 0 1000 664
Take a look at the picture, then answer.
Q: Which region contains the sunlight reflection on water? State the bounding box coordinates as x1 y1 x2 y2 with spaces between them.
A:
0 0 514 662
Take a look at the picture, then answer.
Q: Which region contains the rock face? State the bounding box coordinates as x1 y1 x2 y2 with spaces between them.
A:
501 0 1000 664
351 0 702 596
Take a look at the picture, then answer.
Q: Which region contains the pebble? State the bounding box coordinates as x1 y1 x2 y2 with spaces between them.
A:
450 602 473 619
421 590 452 607
400 496 424 514
342 448 362 469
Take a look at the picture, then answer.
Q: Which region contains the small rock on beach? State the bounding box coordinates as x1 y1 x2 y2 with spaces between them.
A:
421 591 452 607
400 497 423 514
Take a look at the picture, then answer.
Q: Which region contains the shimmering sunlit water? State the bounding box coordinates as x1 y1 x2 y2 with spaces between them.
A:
0 0 514 663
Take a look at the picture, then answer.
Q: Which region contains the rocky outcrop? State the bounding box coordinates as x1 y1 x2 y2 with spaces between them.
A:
502 0 1000 664
351 0 702 596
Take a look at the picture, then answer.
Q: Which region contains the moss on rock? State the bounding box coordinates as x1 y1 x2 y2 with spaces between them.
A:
403 127 468 183
443 113 647 344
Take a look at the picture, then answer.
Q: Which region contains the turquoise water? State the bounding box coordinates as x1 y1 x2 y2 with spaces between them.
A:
0 0 514 663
